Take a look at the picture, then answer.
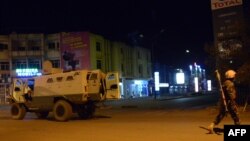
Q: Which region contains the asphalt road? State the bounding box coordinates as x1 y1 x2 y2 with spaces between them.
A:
0 94 249 141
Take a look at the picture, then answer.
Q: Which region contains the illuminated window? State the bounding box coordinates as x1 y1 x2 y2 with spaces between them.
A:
207 80 212 91
28 59 41 69
176 72 185 84
194 77 199 92
154 72 160 91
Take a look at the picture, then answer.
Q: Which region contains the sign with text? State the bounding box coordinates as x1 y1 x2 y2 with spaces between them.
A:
60 32 91 70
224 125 250 141
211 0 243 10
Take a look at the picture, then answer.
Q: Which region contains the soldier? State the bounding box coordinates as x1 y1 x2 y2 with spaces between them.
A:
208 70 240 133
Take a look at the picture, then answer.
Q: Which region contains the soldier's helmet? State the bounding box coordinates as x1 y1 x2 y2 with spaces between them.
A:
225 70 236 79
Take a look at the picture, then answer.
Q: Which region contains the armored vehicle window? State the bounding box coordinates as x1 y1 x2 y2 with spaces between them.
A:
74 72 80 76
66 76 74 81
56 77 63 82
27 79 35 90
87 73 91 80
47 78 53 83
89 73 97 80
16 79 22 86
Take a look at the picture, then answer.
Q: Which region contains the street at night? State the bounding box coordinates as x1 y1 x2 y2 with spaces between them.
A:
1 94 250 141
1 1 250 141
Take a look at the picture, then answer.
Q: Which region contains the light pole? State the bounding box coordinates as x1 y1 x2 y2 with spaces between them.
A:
151 29 165 99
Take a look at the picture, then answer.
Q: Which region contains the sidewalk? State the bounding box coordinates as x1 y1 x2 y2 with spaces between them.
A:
1 92 218 110
102 92 218 109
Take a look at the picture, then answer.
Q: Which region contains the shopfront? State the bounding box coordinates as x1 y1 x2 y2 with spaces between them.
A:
121 78 149 99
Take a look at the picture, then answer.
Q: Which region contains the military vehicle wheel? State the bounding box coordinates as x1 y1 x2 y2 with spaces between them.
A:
35 111 49 119
53 100 72 121
11 103 26 120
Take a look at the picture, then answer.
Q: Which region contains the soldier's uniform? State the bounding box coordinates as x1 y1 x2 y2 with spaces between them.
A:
208 70 240 133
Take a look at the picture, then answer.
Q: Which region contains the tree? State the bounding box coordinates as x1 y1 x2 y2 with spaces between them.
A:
235 7 250 86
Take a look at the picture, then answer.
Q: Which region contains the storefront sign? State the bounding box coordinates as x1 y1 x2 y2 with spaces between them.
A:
16 68 41 77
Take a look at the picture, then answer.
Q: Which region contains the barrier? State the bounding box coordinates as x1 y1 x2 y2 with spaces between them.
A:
236 85 250 112
0 83 9 104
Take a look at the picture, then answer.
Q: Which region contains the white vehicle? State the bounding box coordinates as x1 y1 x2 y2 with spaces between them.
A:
9 69 120 121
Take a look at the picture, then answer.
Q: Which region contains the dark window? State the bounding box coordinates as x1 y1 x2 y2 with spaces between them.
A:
1 74 10 83
29 46 40 51
11 40 20 51
50 60 60 68
89 73 97 80
48 42 59 50
56 77 63 82
18 46 26 51
74 72 80 76
139 65 143 74
47 78 53 83
121 64 124 72
96 60 102 69
137 51 141 59
66 76 74 81
96 42 101 52
0 62 9 70
48 42 56 50
28 40 41 51
0 43 8 51
120 48 123 54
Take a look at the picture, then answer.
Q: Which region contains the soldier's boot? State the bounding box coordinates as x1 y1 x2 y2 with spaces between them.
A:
233 117 240 125
208 123 215 134
234 121 240 125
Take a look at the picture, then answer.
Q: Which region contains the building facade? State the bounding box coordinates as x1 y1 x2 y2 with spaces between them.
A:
111 41 152 98
0 32 152 101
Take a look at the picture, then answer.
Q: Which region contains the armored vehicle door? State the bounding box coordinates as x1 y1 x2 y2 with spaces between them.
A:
88 71 101 94
105 72 120 99
12 79 26 103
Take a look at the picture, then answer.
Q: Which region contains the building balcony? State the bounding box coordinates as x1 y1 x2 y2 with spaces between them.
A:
11 51 43 57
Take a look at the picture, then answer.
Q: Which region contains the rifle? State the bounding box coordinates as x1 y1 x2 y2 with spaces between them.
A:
215 70 228 112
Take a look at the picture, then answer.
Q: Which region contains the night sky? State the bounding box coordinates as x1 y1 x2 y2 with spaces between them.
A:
0 0 249 68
